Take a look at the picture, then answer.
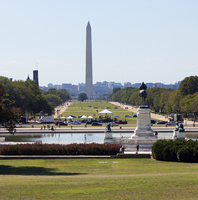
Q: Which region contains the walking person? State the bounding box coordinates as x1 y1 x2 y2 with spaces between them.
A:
122 145 125 153
136 143 139 154
119 147 122 153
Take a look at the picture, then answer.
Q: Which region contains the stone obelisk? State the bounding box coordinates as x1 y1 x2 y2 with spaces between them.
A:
85 21 93 99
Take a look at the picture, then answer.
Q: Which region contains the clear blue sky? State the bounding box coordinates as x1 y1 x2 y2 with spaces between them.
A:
0 0 198 86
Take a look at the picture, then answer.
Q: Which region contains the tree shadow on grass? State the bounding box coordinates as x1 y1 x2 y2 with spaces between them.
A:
0 165 87 176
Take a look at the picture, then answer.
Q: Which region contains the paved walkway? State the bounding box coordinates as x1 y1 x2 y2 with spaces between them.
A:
0 153 151 159
53 101 73 118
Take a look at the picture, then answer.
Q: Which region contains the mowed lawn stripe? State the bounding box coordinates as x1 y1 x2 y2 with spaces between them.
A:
1 159 198 199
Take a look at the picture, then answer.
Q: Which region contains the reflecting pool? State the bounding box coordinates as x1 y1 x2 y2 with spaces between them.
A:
0 132 196 143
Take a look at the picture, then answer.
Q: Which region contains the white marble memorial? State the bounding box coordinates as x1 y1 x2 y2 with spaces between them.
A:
104 131 113 139
131 107 156 141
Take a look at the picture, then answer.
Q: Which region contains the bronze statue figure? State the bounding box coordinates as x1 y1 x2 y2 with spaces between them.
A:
139 82 147 105
105 122 111 132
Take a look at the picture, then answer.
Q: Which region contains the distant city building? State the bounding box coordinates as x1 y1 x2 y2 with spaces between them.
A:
108 82 123 90
48 83 53 88
33 70 39 86
131 83 141 88
40 81 180 97
102 81 108 86
125 82 181 89
53 84 62 90
124 82 132 87
78 83 85 92
93 82 109 94
62 83 72 90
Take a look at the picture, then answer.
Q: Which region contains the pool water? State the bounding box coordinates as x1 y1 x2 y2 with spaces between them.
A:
1 132 197 143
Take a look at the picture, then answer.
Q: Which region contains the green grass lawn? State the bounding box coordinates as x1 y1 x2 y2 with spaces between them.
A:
61 101 137 124
1 158 198 199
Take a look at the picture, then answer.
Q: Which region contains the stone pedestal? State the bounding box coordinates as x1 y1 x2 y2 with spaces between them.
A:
172 130 185 139
104 131 113 139
131 107 156 140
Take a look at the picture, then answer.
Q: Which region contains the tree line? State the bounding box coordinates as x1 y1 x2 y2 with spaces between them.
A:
0 76 54 116
42 88 70 107
0 76 71 115
0 76 71 133
109 76 198 119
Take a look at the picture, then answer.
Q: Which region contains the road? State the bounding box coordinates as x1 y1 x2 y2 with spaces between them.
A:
0 126 198 134
110 101 194 125
53 101 73 118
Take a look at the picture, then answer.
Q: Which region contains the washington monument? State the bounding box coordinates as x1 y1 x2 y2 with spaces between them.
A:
85 21 93 99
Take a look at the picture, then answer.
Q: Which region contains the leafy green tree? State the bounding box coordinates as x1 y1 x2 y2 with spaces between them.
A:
180 94 194 114
180 93 198 119
179 76 198 97
166 90 181 113
189 96 198 120
78 93 88 101
159 90 171 113
0 83 21 134
0 76 54 115
42 88 70 103
56 89 70 102
45 94 62 107
128 90 140 105
113 87 121 94
2 107 21 134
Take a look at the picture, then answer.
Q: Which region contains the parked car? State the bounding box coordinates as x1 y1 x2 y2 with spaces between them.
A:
125 107 128 109
114 120 127 125
55 121 68 126
167 121 176 125
101 118 113 123
84 120 92 124
151 120 156 125
114 107 118 109
110 122 119 126
92 122 102 126
69 121 82 125
157 121 168 124
133 114 137 117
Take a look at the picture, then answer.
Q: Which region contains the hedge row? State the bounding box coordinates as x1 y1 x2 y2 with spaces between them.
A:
0 143 121 155
152 139 198 162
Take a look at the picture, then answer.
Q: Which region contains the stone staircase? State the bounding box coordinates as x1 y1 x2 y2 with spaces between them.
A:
121 140 155 152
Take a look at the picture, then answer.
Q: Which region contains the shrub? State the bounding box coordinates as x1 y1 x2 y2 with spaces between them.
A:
0 143 121 155
152 138 198 163
177 146 193 162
